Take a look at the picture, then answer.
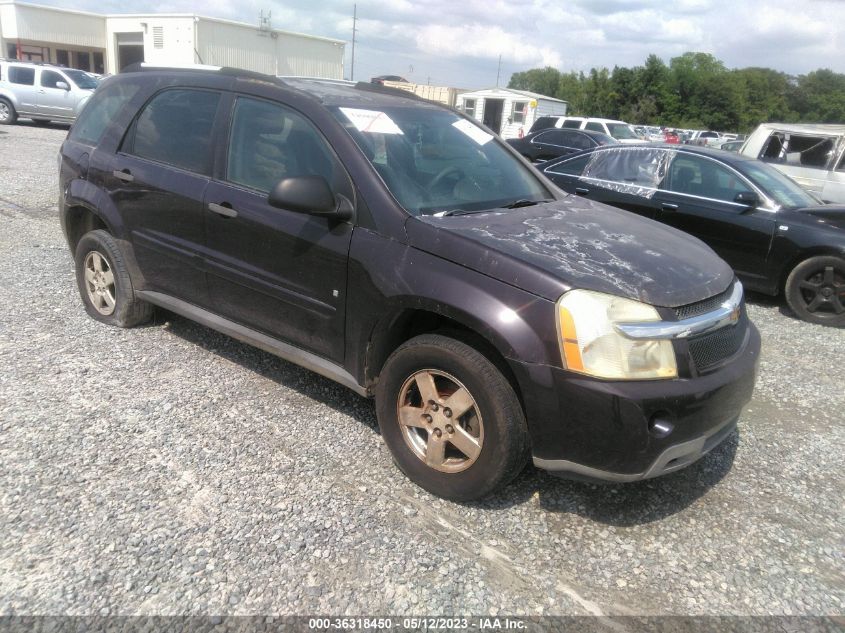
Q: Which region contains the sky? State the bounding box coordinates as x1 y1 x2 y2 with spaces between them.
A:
36 0 845 89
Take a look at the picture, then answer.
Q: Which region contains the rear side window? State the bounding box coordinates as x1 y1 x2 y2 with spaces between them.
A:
226 97 337 193
545 153 591 177
562 119 582 129
69 79 142 146
567 132 593 150
584 122 605 133
8 66 35 86
127 89 221 175
534 130 569 147
529 117 557 133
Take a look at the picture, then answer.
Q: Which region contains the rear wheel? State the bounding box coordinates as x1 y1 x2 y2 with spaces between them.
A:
784 255 845 326
376 333 529 501
0 99 17 125
74 229 153 327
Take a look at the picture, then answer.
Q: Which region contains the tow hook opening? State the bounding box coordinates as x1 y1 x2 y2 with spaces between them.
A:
649 413 674 438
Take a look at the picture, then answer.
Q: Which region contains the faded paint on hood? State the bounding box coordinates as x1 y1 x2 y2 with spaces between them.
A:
408 196 734 308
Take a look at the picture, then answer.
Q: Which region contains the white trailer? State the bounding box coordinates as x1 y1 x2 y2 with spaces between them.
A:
455 87 568 139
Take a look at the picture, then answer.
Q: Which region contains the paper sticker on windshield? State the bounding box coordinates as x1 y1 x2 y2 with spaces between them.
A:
339 107 404 135
452 119 493 146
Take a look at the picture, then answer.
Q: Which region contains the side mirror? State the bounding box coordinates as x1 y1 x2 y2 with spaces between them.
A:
268 175 352 221
734 191 759 207
55 81 70 91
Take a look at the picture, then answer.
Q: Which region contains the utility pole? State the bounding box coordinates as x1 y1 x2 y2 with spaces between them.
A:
496 54 502 87
350 4 357 81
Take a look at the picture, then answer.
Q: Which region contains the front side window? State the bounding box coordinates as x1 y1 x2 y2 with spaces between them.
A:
127 89 220 175
40 70 66 89
8 66 35 86
63 69 99 90
226 97 338 194
742 161 821 208
332 105 550 216
511 101 527 124
463 99 476 118
666 155 752 204
69 78 142 146
606 123 639 140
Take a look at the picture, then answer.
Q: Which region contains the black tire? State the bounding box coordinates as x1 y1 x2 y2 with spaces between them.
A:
0 98 17 125
784 255 845 327
74 229 153 327
375 333 529 501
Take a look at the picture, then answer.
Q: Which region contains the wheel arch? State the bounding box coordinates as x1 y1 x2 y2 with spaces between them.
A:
778 245 845 293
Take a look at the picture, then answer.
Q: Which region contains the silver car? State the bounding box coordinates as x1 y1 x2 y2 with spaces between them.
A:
740 123 845 203
0 60 99 125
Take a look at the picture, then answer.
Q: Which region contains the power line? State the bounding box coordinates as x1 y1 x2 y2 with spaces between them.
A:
350 4 357 81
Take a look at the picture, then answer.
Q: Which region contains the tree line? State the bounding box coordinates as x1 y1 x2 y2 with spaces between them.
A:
507 52 845 133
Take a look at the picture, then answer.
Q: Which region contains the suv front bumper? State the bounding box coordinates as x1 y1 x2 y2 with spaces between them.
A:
509 322 760 482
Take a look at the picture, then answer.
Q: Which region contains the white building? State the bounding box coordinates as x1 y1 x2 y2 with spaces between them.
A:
0 0 345 78
456 88 568 139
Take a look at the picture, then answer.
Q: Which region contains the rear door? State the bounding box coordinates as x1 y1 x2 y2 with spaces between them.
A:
653 153 776 283
5 65 38 115
105 87 223 307
203 95 354 362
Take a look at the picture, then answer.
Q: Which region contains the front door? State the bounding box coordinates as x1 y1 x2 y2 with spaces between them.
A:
482 99 504 135
654 153 776 284
36 69 75 119
106 87 222 307
203 96 354 362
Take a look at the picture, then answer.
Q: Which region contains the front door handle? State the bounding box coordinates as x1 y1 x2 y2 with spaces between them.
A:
574 187 590 195
661 203 679 211
208 202 238 218
112 169 134 183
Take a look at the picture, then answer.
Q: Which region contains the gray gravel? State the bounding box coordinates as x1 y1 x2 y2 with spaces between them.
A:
0 122 843 617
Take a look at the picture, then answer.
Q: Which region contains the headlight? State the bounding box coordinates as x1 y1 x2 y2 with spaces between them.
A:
557 290 677 380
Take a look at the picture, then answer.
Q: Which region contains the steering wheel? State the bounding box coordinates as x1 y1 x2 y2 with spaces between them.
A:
428 165 467 192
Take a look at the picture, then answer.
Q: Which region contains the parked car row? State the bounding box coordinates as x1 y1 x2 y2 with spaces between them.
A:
59 65 763 501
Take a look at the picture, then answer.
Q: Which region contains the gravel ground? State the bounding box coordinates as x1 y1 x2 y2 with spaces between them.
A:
0 122 843 618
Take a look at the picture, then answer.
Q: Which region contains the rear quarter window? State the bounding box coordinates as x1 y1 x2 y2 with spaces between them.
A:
69 79 143 146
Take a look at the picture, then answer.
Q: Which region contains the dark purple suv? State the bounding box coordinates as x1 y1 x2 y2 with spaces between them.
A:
59 66 760 500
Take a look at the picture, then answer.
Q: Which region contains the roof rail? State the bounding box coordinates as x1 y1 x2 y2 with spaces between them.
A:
120 62 284 85
351 80 430 103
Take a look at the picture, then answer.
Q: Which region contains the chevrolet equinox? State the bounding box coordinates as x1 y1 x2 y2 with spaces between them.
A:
59 66 760 500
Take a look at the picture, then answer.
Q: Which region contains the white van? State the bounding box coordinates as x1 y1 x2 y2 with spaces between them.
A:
740 123 845 203
530 116 646 144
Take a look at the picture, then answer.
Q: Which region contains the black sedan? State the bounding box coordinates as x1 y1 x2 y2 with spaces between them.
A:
541 144 845 326
507 128 617 162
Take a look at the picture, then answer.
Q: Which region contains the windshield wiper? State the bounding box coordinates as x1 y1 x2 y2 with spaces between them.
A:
432 208 484 217
499 198 552 209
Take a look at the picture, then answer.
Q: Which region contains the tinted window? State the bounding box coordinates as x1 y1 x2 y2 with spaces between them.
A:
534 130 570 147
584 122 604 133
69 79 142 146
529 116 557 133
562 119 582 129
666 155 751 203
8 67 35 86
227 97 337 193
545 153 591 176
568 132 593 150
129 89 220 174
63 69 99 90
40 70 66 89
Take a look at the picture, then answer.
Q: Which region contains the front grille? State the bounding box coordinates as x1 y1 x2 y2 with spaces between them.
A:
688 317 747 372
673 283 734 321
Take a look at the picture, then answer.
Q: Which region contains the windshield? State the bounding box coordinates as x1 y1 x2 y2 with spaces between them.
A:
607 124 639 140
331 105 551 216
63 69 99 90
741 160 822 208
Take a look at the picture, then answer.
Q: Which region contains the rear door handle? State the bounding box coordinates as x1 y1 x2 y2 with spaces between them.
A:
208 202 238 218
574 187 590 195
661 203 679 211
112 169 134 183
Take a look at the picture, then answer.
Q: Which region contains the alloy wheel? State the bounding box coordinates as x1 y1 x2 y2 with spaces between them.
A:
0 102 9 122
396 369 484 473
83 251 116 315
798 264 845 316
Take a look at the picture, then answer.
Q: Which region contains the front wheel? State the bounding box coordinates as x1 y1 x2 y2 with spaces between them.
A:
375 334 529 501
784 255 845 326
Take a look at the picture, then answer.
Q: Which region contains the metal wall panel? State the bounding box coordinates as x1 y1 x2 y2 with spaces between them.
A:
1 3 106 48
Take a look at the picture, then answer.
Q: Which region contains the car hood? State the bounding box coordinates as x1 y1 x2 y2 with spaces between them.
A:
407 196 734 308
791 205 845 229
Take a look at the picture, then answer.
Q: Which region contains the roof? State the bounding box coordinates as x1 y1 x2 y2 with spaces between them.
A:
752 122 845 136
0 1 345 46
456 87 567 104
